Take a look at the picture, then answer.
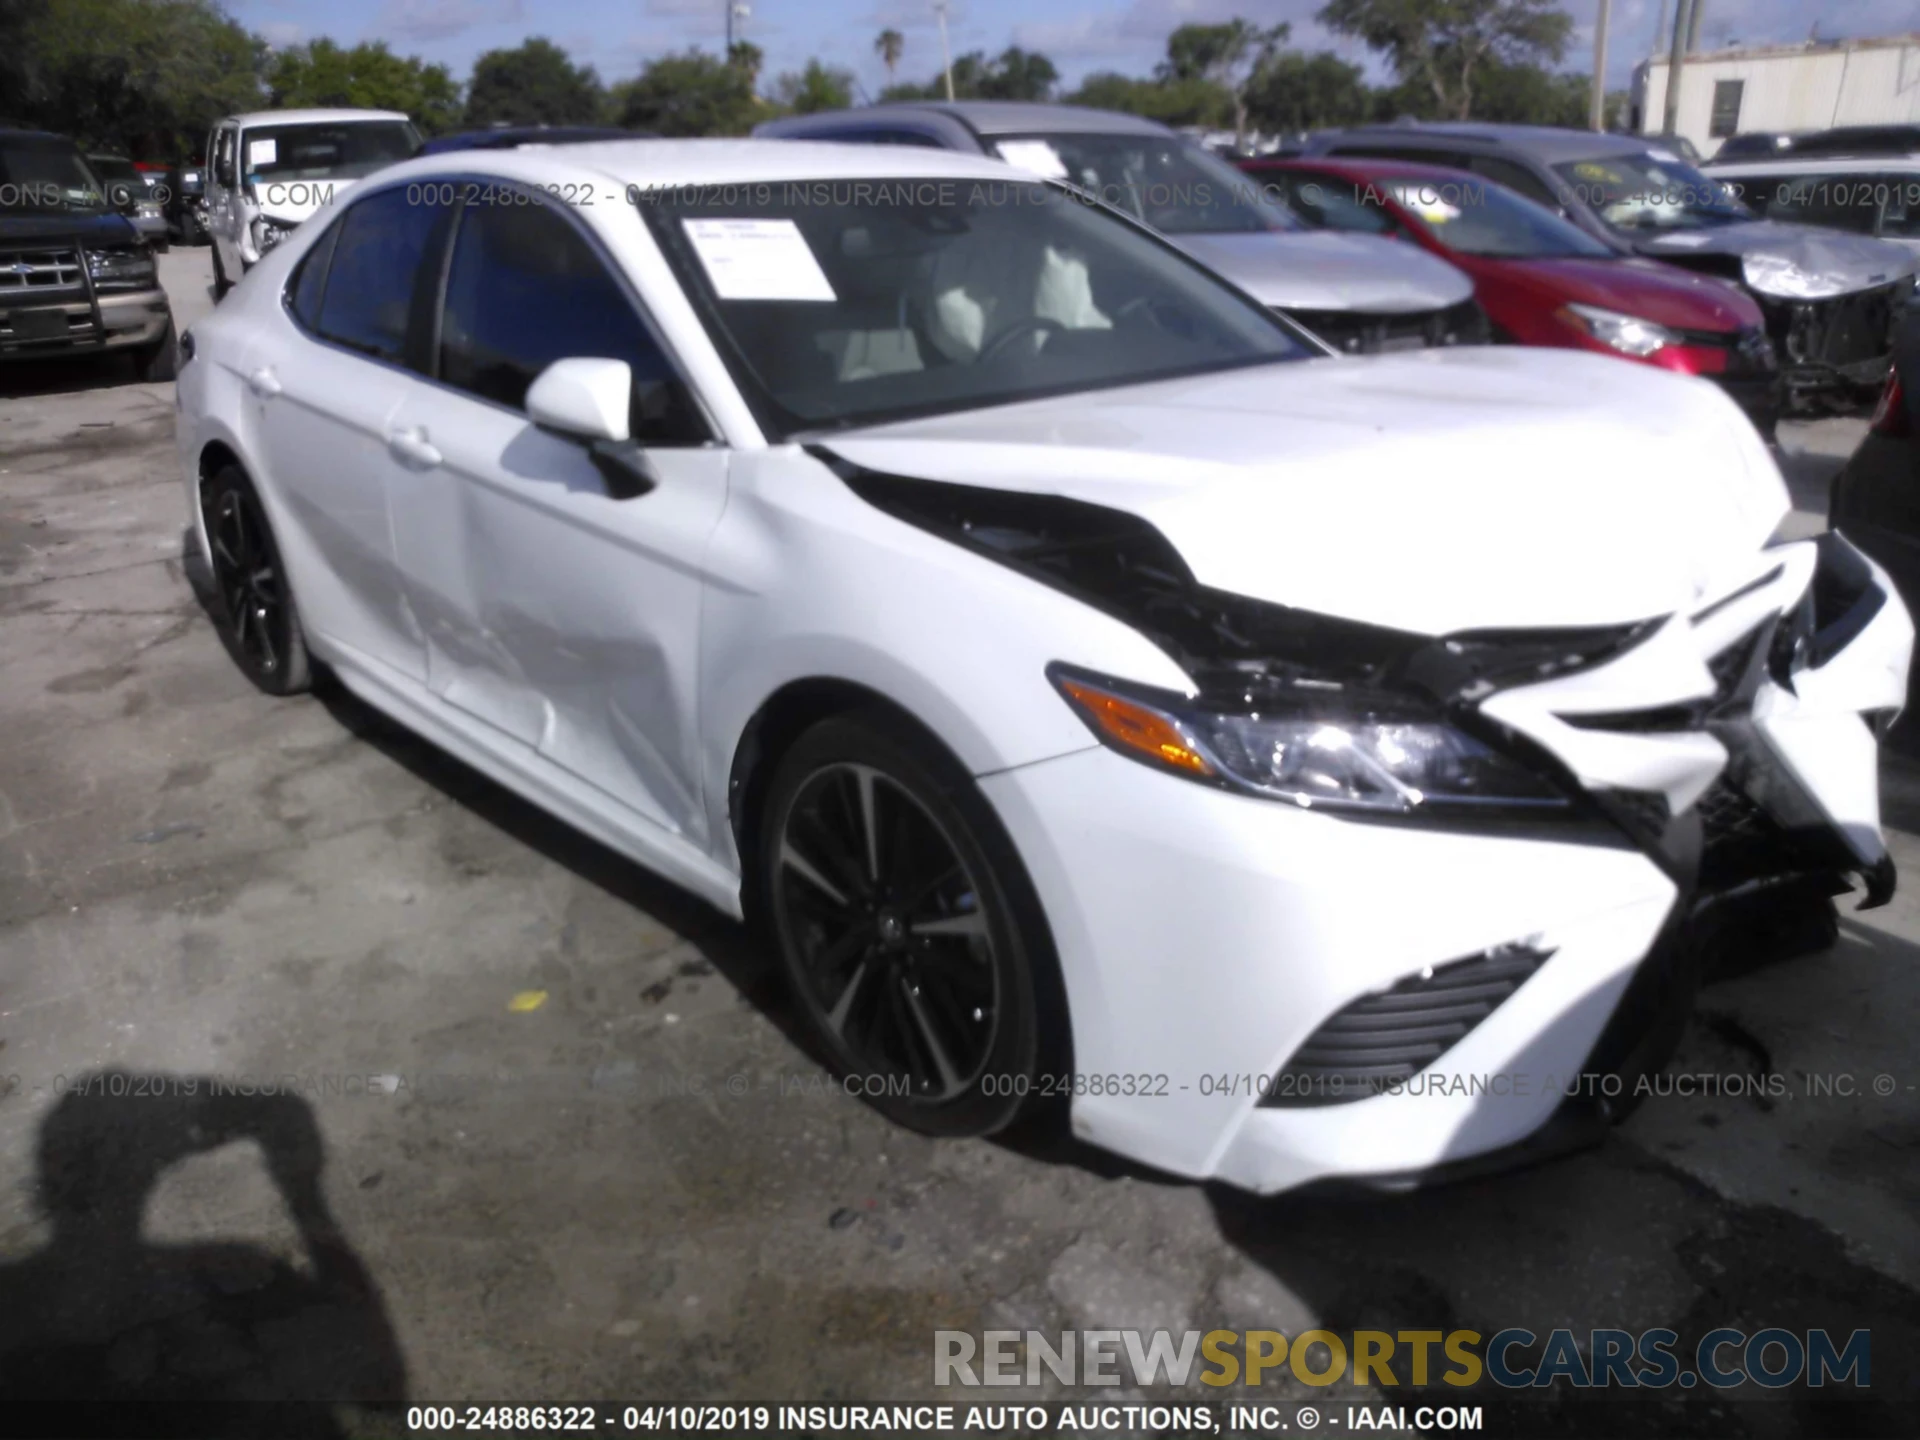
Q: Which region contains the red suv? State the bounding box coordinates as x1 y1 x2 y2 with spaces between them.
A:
1240 156 1782 435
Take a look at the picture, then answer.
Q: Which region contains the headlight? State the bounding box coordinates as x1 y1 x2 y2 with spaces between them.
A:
252 216 294 252
85 246 156 291
1049 666 1569 815
1559 303 1678 358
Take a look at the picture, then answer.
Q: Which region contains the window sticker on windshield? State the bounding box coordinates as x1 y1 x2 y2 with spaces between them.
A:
682 218 836 302
995 140 1069 180
1651 232 1714 248
1646 148 1680 164
247 138 277 167
1389 185 1459 224
1572 162 1619 181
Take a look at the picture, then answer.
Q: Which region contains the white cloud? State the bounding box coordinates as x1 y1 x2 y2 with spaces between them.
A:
374 0 526 44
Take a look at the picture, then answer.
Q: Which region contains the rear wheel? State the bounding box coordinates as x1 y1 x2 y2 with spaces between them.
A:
202 465 311 696
758 712 1059 1137
210 241 231 300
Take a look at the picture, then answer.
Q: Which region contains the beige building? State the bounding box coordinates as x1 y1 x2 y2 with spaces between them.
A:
1633 33 1920 158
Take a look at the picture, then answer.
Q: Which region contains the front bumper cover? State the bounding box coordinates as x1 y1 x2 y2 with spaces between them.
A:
984 532 1912 1193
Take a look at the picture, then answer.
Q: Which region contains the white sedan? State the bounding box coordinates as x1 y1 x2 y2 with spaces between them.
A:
174 140 1912 1193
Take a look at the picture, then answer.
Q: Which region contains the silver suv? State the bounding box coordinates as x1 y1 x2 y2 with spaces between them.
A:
756 102 1484 354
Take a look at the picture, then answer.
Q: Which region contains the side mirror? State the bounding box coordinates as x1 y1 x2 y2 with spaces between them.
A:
525 357 658 500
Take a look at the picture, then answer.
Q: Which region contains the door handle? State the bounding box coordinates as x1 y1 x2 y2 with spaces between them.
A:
246 366 281 399
386 427 443 469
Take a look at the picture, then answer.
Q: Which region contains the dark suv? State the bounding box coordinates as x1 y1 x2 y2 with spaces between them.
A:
1309 122 1916 412
1 129 179 380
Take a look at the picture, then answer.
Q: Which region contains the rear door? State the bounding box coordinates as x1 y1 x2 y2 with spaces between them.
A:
384 190 729 840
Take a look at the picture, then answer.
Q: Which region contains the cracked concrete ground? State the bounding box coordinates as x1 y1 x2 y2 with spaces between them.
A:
0 250 1914 1438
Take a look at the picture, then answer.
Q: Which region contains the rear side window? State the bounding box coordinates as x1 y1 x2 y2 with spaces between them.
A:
1465 156 1560 210
286 219 341 330
438 197 702 440
314 187 444 364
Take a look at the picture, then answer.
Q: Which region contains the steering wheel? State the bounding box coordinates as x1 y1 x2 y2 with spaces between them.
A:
977 317 1066 364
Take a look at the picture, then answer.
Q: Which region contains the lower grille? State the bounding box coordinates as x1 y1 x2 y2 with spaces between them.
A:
1262 943 1554 1108
0 246 84 292
1287 298 1489 355
1759 282 1902 385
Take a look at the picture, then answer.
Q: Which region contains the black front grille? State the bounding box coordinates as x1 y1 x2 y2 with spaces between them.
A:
0 246 84 292
1262 944 1554 1108
1696 776 1808 890
1760 282 1902 381
1288 298 1488 354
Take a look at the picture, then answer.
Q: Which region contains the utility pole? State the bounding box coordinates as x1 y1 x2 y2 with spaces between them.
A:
726 0 749 54
1589 0 1612 131
934 0 955 101
1687 0 1706 51
1662 0 1694 137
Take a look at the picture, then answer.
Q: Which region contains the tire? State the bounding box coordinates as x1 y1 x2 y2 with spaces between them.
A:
211 240 231 300
757 711 1062 1138
132 318 179 383
201 465 312 696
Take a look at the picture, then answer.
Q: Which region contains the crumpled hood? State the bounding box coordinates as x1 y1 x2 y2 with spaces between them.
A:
1172 230 1475 314
249 177 361 228
821 347 1789 636
1634 220 1915 300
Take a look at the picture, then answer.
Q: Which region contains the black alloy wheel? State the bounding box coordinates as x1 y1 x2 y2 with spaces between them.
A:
203 466 311 695
760 714 1057 1137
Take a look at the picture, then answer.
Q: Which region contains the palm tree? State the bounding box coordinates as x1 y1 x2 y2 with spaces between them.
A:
874 28 904 85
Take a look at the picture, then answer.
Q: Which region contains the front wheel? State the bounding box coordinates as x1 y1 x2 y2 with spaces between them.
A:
210 240 232 299
202 465 311 696
758 712 1061 1138
132 318 179 382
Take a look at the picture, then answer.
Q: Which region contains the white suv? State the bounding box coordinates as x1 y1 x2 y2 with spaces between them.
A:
205 108 418 297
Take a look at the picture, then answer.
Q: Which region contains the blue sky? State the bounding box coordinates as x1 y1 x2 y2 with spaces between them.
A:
225 0 1920 100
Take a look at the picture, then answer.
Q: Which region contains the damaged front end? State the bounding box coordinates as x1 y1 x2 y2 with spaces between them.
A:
820 447 1913 1108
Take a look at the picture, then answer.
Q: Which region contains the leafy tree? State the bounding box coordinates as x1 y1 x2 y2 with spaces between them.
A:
1245 50 1370 135
268 39 460 134
464 37 602 128
874 28 904 84
1063 71 1228 128
1467 57 1587 126
773 59 854 115
728 41 764 83
1159 19 1286 142
7 0 265 156
882 46 1056 102
1317 0 1572 120
612 50 758 136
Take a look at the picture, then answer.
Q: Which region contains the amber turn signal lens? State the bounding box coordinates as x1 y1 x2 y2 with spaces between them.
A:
1058 679 1214 776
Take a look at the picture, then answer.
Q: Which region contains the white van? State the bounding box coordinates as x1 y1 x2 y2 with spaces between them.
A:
205 108 419 297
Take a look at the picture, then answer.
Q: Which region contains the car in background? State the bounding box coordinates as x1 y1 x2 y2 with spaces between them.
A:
1241 155 1781 434
87 153 168 249
205 108 419 297
1831 308 1920 613
157 158 209 245
418 124 645 155
1705 157 1920 260
1309 122 1917 412
175 137 1911 1193
0 130 179 379
1711 131 1808 163
756 102 1487 355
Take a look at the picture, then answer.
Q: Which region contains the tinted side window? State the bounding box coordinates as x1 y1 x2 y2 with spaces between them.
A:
315 187 443 365
439 199 702 441
213 128 235 187
287 219 341 330
1466 156 1561 210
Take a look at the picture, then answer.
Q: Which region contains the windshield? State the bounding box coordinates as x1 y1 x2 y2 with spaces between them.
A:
1734 172 1900 236
988 132 1285 236
1251 170 1394 234
1554 151 1751 232
241 121 420 184
1382 176 1616 258
643 180 1311 438
0 141 107 213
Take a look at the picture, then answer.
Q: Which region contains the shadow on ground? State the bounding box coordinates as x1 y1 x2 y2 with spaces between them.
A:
0 1072 407 1437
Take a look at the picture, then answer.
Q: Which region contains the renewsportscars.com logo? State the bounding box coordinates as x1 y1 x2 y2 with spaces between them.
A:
933 1327 1871 1391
